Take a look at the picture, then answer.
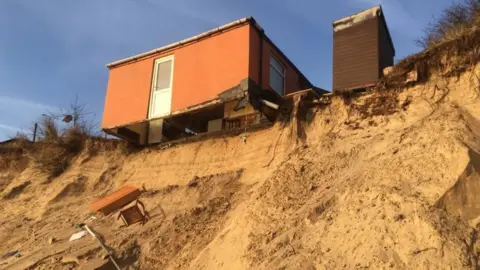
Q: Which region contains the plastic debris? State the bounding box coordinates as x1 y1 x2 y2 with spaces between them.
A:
2 250 20 259
69 231 87 242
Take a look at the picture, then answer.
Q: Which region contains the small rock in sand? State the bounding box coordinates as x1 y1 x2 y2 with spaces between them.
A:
98 252 110 260
48 237 55 244
394 214 406 222
62 254 80 264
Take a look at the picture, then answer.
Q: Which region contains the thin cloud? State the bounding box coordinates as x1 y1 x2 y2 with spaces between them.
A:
0 124 23 141
0 95 61 139
0 124 22 132
0 95 59 112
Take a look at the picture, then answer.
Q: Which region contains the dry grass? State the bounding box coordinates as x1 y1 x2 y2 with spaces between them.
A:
379 24 480 91
28 144 69 178
28 125 132 178
0 136 32 172
27 125 87 178
373 0 480 92
62 127 87 153
39 116 60 142
22 110 99 177
0 152 29 172
417 0 480 49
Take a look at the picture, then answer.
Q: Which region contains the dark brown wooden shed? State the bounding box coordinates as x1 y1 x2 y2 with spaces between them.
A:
332 5 395 92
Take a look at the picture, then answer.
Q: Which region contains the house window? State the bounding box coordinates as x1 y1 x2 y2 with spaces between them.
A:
269 55 285 95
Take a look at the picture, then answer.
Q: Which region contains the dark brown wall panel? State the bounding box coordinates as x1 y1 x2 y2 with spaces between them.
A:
333 18 379 90
378 19 395 74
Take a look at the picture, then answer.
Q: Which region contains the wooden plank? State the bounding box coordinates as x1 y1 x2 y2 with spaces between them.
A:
89 186 142 215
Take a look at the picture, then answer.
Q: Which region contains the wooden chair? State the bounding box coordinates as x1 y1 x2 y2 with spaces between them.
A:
117 199 150 226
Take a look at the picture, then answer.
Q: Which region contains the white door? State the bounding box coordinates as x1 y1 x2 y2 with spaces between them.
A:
149 55 174 118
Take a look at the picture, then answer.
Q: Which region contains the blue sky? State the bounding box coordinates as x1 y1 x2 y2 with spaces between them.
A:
0 0 456 140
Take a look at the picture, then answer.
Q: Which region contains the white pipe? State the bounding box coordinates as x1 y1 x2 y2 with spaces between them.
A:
84 225 122 270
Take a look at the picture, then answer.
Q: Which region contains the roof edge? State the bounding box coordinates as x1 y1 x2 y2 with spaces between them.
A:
252 25 314 88
332 5 395 56
378 7 396 56
106 17 260 68
332 5 381 27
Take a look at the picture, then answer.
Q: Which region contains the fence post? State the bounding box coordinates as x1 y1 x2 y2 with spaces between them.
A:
32 123 38 143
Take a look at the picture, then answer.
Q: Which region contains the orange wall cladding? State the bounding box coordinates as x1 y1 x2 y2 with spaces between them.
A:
248 27 305 95
102 24 251 129
102 22 309 129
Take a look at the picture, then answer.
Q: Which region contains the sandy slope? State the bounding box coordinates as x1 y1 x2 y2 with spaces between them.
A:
1 65 480 269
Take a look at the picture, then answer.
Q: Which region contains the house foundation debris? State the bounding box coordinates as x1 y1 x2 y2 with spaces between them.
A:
104 78 288 145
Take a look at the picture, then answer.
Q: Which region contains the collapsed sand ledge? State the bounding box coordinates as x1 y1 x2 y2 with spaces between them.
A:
2 64 480 268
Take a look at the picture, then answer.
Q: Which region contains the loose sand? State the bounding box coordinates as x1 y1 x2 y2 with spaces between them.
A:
2 66 480 269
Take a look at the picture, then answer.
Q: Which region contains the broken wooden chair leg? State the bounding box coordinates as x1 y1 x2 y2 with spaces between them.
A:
117 199 149 227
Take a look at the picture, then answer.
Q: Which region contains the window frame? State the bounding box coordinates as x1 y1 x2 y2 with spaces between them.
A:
269 54 286 95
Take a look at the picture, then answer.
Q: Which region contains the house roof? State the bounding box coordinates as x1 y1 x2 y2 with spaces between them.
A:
332 5 395 56
0 138 16 145
107 17 256 68
105 17 313 87
0 138 31 145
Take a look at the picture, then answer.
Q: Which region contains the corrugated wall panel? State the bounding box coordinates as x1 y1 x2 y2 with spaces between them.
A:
333 18 379 90
378 19 395 74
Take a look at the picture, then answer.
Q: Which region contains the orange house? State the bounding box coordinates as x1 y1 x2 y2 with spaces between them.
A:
102 17 320 145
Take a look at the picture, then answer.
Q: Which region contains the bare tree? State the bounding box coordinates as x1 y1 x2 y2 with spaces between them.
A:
40 95 99 137
64 95 98 136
